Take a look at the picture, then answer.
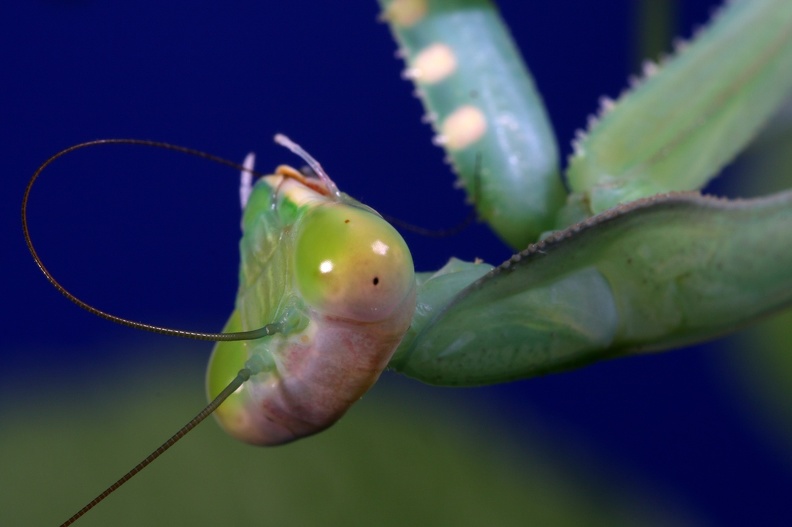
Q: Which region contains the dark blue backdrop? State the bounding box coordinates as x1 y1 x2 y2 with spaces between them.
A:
4 1 791 525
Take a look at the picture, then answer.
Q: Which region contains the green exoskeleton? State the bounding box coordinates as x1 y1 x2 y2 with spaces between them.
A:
22 0 792 524
379 0 792 383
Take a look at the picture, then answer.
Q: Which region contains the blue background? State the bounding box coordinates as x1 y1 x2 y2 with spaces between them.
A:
3 1 791 525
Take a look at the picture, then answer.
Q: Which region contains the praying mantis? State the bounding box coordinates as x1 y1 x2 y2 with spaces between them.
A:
15 0 792 524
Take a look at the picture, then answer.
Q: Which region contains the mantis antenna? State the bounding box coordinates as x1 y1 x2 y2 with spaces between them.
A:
22 138 287 342
381 152 483 238
58 366 255 527
21 138 298 525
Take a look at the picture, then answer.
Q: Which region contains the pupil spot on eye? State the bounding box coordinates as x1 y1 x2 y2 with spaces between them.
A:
372 277 379 286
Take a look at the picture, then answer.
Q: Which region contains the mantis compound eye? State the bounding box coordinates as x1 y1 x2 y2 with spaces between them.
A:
294 203 414 322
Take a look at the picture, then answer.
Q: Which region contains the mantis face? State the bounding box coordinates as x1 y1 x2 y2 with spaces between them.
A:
207 173 417 445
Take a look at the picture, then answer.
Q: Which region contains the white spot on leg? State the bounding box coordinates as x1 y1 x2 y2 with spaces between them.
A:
240 152 255 211
411 43 457 84
441 106 487 150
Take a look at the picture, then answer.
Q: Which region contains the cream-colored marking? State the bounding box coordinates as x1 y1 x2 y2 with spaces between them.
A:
383 0 427 28
441 106 487 150
412 43 457 84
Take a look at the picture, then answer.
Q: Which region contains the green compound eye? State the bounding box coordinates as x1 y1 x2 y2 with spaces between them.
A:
294 203 415 322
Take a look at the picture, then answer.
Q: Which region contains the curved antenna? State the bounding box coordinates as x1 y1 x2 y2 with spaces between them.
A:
22 138 281 342
274 134 342 199
382 152 483 238
58 367 253 527
381 208 477 238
